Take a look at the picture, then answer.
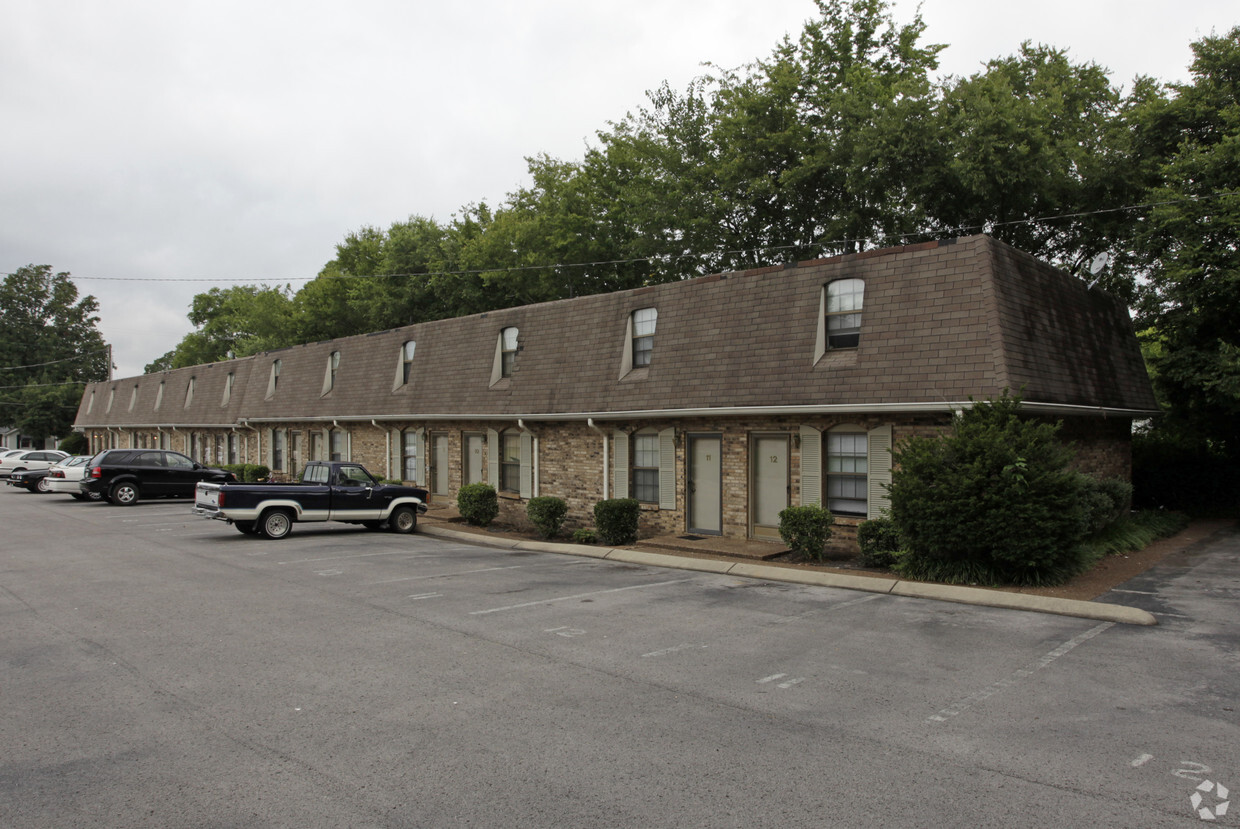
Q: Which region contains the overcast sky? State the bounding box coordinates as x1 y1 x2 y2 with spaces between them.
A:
2 0 1235 379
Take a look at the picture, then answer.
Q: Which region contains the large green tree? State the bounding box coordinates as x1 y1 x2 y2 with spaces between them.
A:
1132 26 1240 459
0 265 109 440
918 44 1152 301
145 284 295 372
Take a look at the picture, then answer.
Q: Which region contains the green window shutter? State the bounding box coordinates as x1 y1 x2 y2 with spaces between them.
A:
800 425 821 507
612 431 629 498
486 429 499 486
867 424 893 520
519 432 534 499
658 428 675 510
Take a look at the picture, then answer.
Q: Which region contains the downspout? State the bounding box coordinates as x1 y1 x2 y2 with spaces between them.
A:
587 418 609 500
169 425 181 453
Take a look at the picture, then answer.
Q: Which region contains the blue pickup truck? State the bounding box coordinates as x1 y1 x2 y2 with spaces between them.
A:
193 461 429 539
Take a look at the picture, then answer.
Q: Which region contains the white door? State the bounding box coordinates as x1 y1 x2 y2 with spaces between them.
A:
688 435 722 535
432 433 450 495
751 435 789 540
465 435 484 484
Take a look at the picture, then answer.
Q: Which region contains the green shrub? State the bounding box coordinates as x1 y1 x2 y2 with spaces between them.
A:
888 392 1091 587
594 498 640 545
572 528 598 545
223 463 268 482
1133 431 1240 515
526 496 568 539
457 483 499 527
1079 475 1133 536
856 518 902 568
777 505 835 561
1081 510 1188 557
58 432 89 454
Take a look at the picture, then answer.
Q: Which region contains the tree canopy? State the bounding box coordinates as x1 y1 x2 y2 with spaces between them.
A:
0 265 110 440
145 4 1239 457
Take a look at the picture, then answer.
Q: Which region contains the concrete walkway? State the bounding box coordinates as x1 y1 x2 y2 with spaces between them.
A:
416 514 1159 626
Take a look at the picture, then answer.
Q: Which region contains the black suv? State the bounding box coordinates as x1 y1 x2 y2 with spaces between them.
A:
81 449 236 506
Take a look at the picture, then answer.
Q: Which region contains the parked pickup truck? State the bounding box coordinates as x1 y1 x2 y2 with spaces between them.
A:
193 461 429 539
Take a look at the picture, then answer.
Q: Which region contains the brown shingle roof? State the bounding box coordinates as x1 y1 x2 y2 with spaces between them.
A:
75 235 1157 428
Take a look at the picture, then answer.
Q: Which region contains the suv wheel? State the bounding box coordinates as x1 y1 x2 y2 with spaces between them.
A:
109 482 140 506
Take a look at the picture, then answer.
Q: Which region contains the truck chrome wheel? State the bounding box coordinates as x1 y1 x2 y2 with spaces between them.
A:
389 506 416 534
259 509 293 539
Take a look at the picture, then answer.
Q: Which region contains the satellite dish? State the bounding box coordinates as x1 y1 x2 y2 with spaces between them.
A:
1089 252 1110 275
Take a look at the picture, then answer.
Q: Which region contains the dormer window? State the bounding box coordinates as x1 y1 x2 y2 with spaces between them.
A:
402 341 416 384
825 279 864 349
128 385 139 411
106 387 115 413
501 327 518 378
155 380 165 410
222 372 234 406
323 351 340 395
266 359 281 399
184 376 195 408
632 308 657 368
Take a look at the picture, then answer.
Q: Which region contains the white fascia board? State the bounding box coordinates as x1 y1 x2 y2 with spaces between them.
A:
236 400 1157 424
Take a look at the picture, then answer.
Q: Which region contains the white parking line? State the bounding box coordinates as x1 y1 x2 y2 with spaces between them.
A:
470 578 694 615
927 621 1114 723
278 552 450 565
366 559 584 585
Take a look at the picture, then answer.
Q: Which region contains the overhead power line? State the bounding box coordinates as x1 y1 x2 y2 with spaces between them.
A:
9 190 1239 286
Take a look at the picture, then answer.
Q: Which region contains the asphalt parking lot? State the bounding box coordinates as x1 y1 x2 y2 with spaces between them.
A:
2 489 1237 827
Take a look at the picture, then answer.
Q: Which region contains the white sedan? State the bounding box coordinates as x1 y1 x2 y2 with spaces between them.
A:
45 455 100 499
0 449 70 478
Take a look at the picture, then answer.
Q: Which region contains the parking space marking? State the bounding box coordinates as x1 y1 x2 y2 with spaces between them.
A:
927 621 1114 723
642 644 710 658
278 552 449 565
470 578 694 616
767 592 884 626
366 559 583 585
408 592 443 601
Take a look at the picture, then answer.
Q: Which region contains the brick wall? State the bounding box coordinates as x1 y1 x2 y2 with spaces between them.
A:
119 410 1130 548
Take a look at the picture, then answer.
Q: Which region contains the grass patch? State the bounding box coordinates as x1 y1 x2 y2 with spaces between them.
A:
1081 510 1189 557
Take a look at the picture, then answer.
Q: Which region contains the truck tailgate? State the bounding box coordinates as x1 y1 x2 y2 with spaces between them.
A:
196 482 222 509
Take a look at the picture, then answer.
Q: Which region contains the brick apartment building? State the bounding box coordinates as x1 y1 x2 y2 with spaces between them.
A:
74 235 1158 544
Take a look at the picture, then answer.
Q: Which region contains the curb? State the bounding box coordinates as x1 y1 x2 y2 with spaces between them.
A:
417 524 1158 626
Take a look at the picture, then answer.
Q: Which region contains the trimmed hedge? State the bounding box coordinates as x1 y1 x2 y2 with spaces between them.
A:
526 496 568 539
222 464 270 482
457 483 499 527
856 517 902 568
778 505 835 561
594 498 640 545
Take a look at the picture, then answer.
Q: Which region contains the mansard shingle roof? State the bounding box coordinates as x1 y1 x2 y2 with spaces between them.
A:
75 235 1158 429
